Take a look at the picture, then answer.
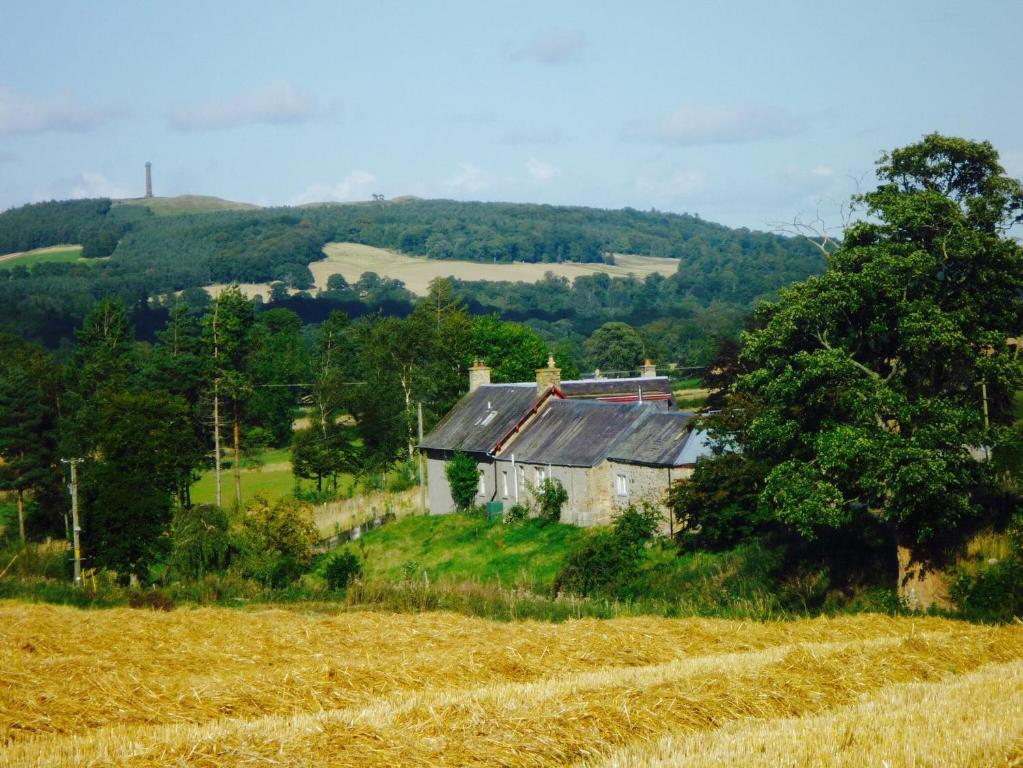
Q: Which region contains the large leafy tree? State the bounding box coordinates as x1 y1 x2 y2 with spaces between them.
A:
80 390 195 580
584 321 646 373
725 134 1023 608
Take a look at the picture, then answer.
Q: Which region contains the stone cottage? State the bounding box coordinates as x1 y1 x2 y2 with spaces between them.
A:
419 356 712 529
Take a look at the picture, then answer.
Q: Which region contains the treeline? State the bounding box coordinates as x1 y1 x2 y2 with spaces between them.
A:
0 198 150 258
0 198 825 359
0 281 566 580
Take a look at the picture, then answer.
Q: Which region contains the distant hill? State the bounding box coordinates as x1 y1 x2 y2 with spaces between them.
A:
115 195 260 217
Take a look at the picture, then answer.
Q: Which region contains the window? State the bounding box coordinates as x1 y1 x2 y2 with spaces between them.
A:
534 467 546 485
475 410 498 427
502 471 510 498
615 473 629 497
478 470 485 496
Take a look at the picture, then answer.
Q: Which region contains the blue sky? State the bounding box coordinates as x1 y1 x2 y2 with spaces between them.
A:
1 0 1020 230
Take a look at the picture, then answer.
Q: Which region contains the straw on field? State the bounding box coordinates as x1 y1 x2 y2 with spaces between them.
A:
589 658 1023 768
5 610 1021 768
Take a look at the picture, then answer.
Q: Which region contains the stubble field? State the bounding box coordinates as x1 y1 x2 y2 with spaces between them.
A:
2 602 1022 767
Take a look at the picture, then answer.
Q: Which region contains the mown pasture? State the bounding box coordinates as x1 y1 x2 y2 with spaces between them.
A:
0 245 84 268
2 603 1021 766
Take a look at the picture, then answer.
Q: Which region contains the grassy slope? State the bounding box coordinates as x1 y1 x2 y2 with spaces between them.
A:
0 245 84 268
348 514 586 588
115 195 259 217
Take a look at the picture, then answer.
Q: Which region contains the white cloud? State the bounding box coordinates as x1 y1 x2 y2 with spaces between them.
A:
168 81 320 131
634 168 707 199
290 170 376 205
0 86 120 137
623 103 806 146
443 162 487 193
31 172 132 202
810 164 835 177
502 126 563 145
508 28 588 65
526 158 560 183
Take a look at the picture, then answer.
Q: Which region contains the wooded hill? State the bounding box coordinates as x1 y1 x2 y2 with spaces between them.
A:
0 197 826 355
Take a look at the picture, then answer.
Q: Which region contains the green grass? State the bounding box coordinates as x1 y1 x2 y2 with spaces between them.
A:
342 514 586 589
1 246 84 268
116 195 259 217
191 448 317 507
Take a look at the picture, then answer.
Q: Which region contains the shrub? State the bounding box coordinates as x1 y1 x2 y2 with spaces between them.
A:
504 503 530 524
533 478 568 523
951 557 1023 622
233 496 320 587
324 550 362 591
553 529 637 597
170 504 229 580
613 501 662 545
446 453 479 511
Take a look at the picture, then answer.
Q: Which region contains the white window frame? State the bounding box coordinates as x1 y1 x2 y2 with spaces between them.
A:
478 470 485 496
615 473 629 497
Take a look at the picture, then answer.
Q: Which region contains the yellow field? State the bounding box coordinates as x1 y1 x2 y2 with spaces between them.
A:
2 603 1021 767
313 242 680 296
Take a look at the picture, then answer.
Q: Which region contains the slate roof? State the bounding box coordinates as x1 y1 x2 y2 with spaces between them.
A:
496 399 654 467
559 376 674 408
419 384 539 455
606 411 700 466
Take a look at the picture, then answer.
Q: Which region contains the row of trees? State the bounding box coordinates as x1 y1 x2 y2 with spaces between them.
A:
0 279 576 580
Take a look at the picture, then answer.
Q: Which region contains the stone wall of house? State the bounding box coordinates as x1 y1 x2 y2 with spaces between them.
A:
430 452 694 533
605 460 693 535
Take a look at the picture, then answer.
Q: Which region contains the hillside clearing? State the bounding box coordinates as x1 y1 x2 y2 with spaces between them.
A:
1 603 1020 766
313 242 680 296
114 195 260 216
0 245 84 268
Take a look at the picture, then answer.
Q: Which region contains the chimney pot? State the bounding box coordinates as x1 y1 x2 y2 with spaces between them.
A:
536 354 561 395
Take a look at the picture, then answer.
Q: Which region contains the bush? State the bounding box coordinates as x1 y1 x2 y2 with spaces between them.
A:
553 529 638 596
613 501 662 545
324 550 362 591
504 503 530 524
951 557 1023 622
233 496 320 587
533 478 568 523
170 504 229 580
446 453 479 511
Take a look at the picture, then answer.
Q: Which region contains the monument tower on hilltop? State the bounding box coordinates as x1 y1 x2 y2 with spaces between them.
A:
145 162 153 198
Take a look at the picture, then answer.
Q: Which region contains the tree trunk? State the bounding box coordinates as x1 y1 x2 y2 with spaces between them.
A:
17 489 25 544
233 401 242 508
896 537 951 612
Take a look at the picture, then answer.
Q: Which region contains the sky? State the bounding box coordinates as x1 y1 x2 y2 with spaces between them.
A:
1 0 1021 231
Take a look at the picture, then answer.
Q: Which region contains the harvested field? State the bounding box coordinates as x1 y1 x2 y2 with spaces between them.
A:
313 242 680 296
2 603 1021 766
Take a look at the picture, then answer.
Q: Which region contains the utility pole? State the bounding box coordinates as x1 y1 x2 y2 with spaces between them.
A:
61 458 83 586
212 302 222 508
417 401 426 514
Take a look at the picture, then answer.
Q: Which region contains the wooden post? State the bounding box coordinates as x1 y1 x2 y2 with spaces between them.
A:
16 489 25 545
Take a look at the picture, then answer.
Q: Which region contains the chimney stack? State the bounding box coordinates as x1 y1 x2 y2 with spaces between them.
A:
469 359 491 392
640 358 657 378
536 354 561 395
144 161 153 198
